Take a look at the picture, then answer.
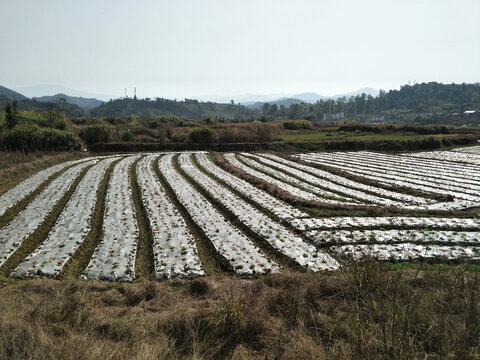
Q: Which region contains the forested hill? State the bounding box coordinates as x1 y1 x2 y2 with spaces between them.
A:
377 82 480 110
0 95 88 117
90 97 259 119
33 93 103 110
258 82 480 124
0 86 28 101
1 82 479 122
0 95 258 119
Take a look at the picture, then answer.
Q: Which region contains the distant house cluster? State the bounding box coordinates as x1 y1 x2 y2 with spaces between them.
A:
323 112 344 121
452 110 477 116
370 115 385 122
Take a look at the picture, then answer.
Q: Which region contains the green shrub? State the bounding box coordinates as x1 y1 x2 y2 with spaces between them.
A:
283 120 312 130
154 115 181 125
177 120 199 127
5 102 18 129
171 132 187 143
79 124 111 145
122 130 135 142
0 123 82 152
53 118 67 130
203 116 216 124
188 127 217 144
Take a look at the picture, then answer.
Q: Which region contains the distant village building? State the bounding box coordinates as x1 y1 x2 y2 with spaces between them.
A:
464 110 477 115
323 112 344 121
370 115 385 122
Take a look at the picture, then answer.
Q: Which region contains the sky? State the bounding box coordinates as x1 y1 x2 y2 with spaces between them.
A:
1 0 479 100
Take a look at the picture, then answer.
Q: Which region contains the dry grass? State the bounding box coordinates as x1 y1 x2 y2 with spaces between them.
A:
0 264 478 360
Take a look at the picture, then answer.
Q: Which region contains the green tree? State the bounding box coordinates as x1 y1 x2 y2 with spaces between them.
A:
5 101 18 129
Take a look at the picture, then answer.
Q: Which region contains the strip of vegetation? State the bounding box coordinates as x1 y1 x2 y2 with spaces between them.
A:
152 156 233 276
0 164 94 278
384 260 480 272
59 159 121 279
130 157 156 280
178 154 302 272
87 134 478 153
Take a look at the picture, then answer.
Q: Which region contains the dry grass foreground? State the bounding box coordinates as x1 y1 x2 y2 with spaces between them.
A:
0 263 479 360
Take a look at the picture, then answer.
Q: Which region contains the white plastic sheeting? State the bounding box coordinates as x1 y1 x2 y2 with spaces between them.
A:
136 155 204 279
0 159 97 268
12 157 119 278
179 153 339 271
83 155 141 281
0 157 99 217
159 153 278 275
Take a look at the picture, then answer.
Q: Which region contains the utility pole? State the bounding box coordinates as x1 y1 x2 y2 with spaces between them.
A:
124 88 128 98
134 87 137 100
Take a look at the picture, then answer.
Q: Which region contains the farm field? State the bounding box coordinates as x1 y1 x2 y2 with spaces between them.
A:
1 147 480 281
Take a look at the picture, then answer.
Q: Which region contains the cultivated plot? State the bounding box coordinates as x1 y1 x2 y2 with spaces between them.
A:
1 148 479 281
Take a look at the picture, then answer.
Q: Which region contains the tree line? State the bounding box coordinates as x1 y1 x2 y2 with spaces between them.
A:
260 82 480 123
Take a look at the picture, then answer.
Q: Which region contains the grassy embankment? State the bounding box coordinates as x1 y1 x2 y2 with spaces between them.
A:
0 263 479 360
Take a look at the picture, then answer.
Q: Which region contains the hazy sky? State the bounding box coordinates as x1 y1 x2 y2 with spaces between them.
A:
1 0 479 99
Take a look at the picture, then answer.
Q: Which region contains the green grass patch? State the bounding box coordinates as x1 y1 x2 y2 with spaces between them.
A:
275 131 462 142
384 261 480 272
168 279 187 290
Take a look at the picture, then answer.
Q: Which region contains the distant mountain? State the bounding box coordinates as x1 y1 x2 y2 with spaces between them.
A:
291 92 326 102
247 98 305 109
199 93 291 105
243 88 379 108
0 85 29 101
330 88 379 100
14 84 114 101
33 93 103 110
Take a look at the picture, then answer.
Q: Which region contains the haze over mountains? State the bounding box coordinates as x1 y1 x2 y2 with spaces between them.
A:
1 83 379 111
32 94 103 110
243 88 379 109
0 85 28 101
1 82 479 125
13 84 114 101
196 88 379 106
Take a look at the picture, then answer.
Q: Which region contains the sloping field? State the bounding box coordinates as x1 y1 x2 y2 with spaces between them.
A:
1 147 480 281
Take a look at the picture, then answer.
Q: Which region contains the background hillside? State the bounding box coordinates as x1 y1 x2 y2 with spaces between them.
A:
33 94 103 110
1 82 479 125
0 86 28 101
90 98 259 119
